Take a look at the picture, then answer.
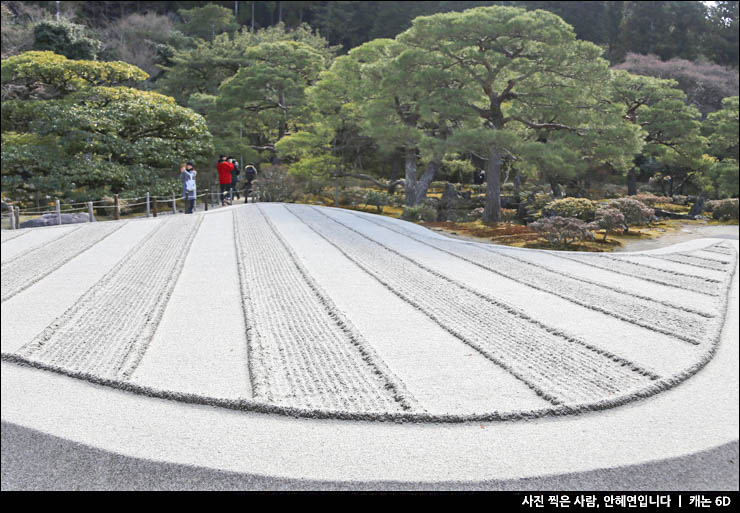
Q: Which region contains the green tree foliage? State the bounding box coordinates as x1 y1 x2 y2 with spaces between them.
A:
1 50 148 100
157 23 336 105
704 1 739 68
32 19 102 60
1 51 213 203
216 40 325 149
616 1 708 63
703 96 739 198
704 96 739 161
157 23 336 168
178 4 238 41
398 5 640 222
608 70 707 196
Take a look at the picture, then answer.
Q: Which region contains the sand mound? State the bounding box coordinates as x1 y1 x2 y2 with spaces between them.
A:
1 204 737 422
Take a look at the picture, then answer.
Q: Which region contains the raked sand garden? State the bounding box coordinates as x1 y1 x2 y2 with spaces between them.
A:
1 203 738 490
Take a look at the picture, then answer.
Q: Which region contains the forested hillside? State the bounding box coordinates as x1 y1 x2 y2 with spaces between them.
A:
2 1 738 224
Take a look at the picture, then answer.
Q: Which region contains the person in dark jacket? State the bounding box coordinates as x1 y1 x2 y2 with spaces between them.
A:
243 164 257 200
216 155 234 205
229 157 241 201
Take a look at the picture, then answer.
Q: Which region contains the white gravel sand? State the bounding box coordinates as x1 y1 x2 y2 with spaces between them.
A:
130 211 251 399
1 204 737 488
1 223 79 263
1 219 160 353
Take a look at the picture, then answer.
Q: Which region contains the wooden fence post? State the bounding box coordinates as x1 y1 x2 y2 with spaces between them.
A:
9 205 16 230
56 199 62 225
114 194 120 220
204 190 209 211
172 192 176 214
88 202 94 222
146 192 150 218
15 206 20 227
152 197 158 217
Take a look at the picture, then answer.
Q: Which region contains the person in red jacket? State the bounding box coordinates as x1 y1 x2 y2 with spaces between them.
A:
216 155 234 205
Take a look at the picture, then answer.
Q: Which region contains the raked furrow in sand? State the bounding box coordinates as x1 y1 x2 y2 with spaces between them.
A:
701 243 735 257
287 204 658 406
549 251 723 296
640 252 732 272
0 224 80 263
129 212 251 400
1 229 29 244
1 222 125 303
338 209 721 346
233 206 418 413
14 216 202 380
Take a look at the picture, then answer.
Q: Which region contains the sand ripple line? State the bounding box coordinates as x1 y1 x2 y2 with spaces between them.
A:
640 253 731 272
702 244 735 256
288 204 658 406
15 216 202 379
1 225 83 264
1 222 125 303
233 206 417 413
1 230 29 244
341 210 716 345
551 252 721 296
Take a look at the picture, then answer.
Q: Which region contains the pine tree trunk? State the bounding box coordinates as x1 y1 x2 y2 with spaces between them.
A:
548 176 561 197
483 146 502 223
627 168 638 195
404 148 418 206
414 160 440 205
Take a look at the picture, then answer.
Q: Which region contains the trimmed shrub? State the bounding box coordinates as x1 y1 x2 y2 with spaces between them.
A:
542 197 597 221
337 187 365 206
401 205 437 222
633 193 664 207
589 208 626 241
253 164 301 203
608 197 655 230
706 199 739 221
364 190 391 213
529 216 594 249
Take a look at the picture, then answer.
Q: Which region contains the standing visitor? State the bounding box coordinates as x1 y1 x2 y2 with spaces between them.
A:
229 157 241 201
244 164 258 201
180 162 198 214
217 155 234 205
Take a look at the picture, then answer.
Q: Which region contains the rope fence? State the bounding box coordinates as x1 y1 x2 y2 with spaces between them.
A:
2 186 254 230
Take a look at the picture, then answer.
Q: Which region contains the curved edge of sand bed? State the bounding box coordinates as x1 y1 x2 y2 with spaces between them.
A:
3 421 736 491
1 238 737 483
1 234 737 484
1 236 736 423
